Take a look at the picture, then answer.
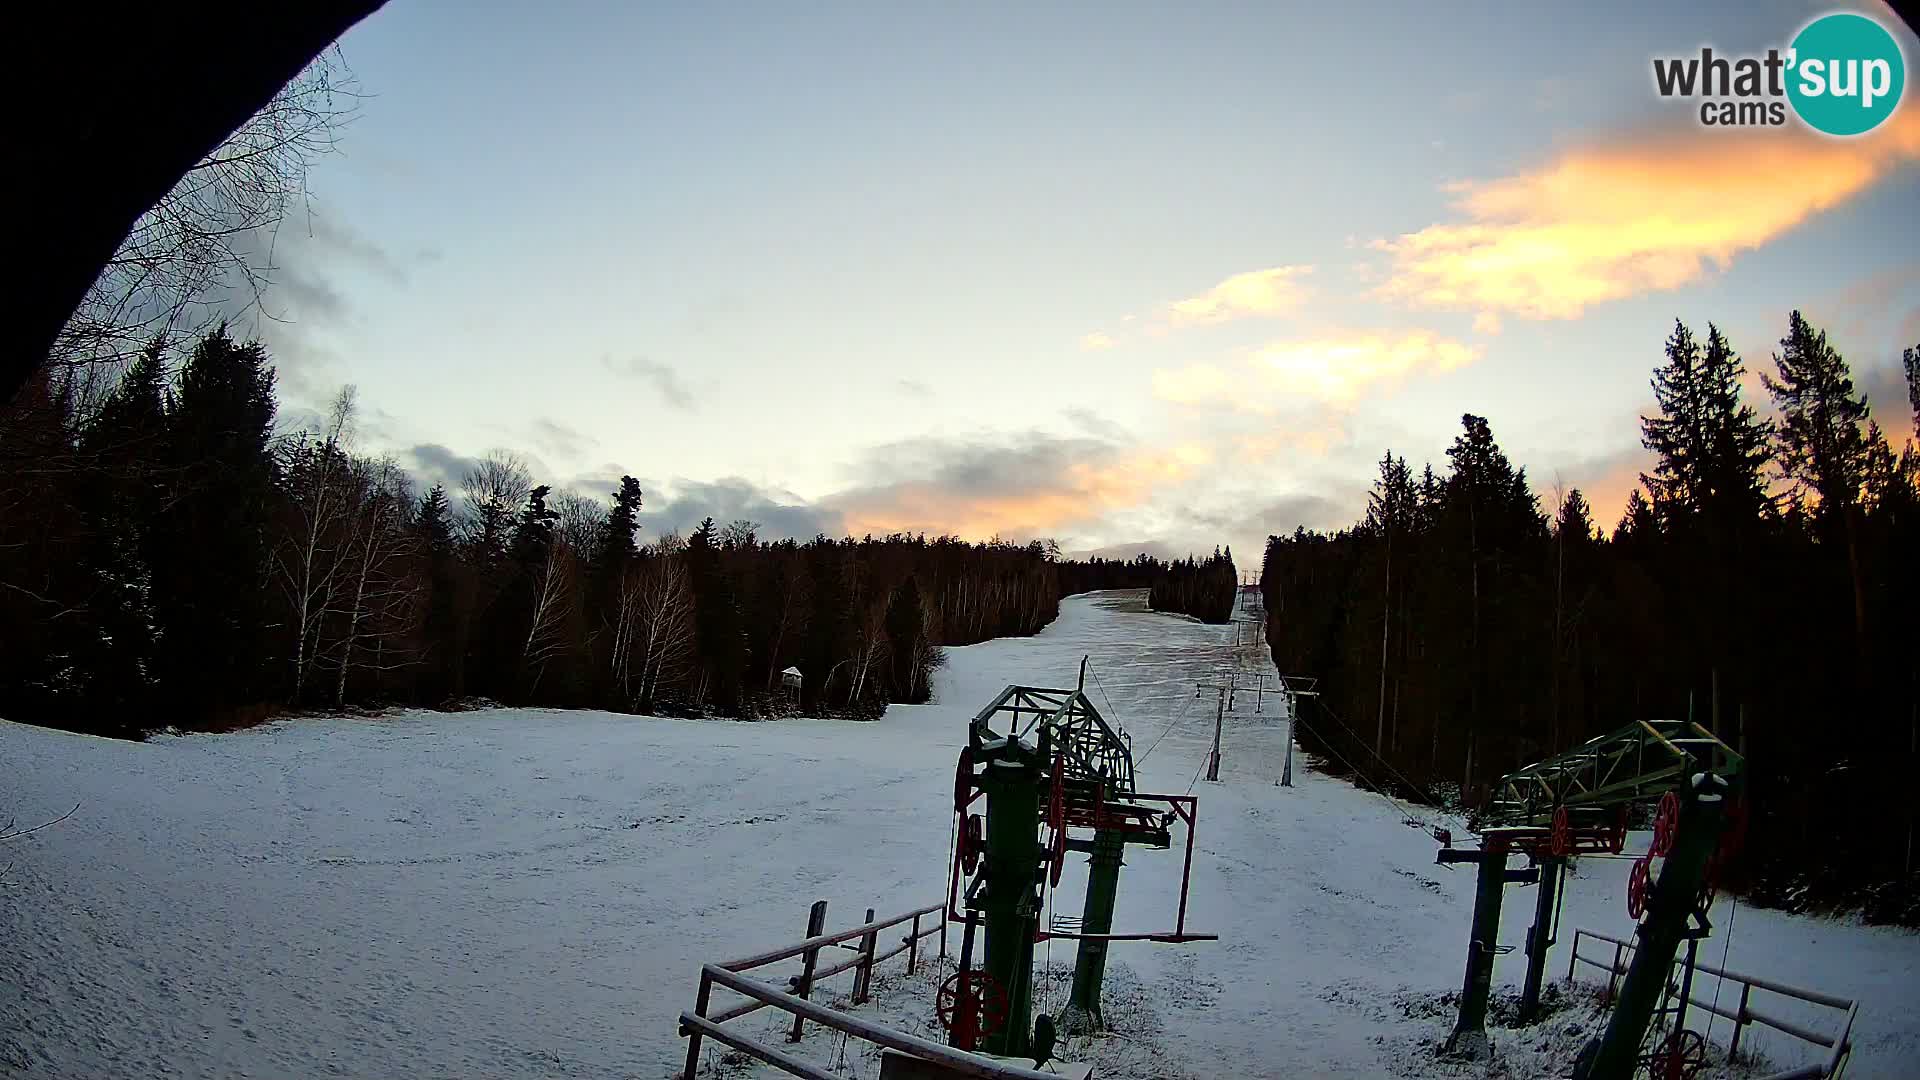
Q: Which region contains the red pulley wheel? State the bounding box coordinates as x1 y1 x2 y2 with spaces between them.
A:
960 814 983 875
1651 791 1680 857
937 969 1008 1049
953 746 974 816
1648 1029 1708 1080
1048 753 1066 833
1627 855 1651 920
1551 806 1572 857
1049 815 1067 887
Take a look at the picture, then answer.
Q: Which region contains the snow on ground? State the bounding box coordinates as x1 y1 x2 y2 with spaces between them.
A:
2 590 1916 1079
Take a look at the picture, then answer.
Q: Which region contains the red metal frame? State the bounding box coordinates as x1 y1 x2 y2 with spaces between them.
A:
1034 792 1216 944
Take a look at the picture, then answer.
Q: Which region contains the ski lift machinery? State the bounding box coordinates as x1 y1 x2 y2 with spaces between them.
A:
942 665 1216 1057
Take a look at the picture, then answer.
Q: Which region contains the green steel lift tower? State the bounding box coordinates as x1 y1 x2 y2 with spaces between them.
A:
945 675 1211 1058
1434 719 1745 1079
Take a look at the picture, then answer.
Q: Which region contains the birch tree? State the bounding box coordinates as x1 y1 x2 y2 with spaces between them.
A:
631 546 696 711
274 387 356 702
521 537 577 695
331 456 420 706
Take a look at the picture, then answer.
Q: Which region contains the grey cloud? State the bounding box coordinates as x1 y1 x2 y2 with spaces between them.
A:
269 261 351 327
1858 360 1913 428
1192 493 1352 543
1062 540 1186 562
895 379 932 397
604 355 695 410
530 417 598 462
636 477 843 542
298 213 408 284
405 444 485 492
844 432 1115 498
274 405 328 440
1064 408 1132 443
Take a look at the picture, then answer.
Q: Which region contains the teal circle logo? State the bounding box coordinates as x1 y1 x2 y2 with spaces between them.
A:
1787 13 1905 136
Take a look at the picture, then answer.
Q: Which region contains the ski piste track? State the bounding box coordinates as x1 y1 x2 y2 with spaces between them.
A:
2 591 1916 1078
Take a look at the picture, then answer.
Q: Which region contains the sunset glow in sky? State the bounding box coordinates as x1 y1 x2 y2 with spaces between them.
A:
257 1 1920 562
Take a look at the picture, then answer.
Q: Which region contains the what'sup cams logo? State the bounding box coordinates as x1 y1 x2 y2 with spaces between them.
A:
1652 11 1906 135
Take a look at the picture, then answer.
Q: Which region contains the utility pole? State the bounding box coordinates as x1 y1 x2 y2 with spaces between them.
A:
1197 669 1300 785
1277 675 1317 788
1280 691 1295 787
1207 689 1225 781
1195 670 1277 781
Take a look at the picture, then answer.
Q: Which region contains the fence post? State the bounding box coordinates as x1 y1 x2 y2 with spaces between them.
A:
1606 942 1624 1004
907 912 922 976
788 900 829 1042
1728 982 1752 1061
682 969 713 1079
853 907 878 1005
1567 930 1580 983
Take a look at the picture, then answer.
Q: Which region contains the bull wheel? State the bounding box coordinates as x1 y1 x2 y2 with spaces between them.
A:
1627 855 1651 921
959 813 983 875
1642 1029 1707 1080
1049 814 1068 887
1651 791 1680 857
953 747 975 815
937 970 1008 1050
1047 753 1066 833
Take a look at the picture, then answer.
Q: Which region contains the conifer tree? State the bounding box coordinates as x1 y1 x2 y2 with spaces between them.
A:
1765 312 1871 519
884 574 925 700
151 326 278 718
1765 311 1873 646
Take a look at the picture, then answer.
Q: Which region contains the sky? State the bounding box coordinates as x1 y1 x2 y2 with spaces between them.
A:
250 0 1920 566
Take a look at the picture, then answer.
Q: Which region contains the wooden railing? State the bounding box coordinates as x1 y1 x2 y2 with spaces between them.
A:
1567 927 1857 1079
678 898 1055 1080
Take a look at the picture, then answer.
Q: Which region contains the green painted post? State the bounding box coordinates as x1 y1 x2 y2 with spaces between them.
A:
979 747 1042 1058
1445 840 1509 1059
1577 774 1730 1080
1062 827 1126 1033
1519 856 1562 1023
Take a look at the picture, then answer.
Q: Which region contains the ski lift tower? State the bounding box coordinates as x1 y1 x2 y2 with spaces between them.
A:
1234 579 1266 649
946 663 1215 1054
1433 719 1746 1078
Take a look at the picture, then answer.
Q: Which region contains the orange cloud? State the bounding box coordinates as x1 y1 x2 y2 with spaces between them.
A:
1081 331 1117 351
1151 362 1238 407
830 438 1210 542
1235 419 1350 461
1155 329 1481 409
1376 111 1920 319
1167 265 1314 326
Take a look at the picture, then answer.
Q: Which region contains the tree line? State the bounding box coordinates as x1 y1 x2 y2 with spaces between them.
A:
1262 313 1919 922
1147 549 1238 623
1058 548 1239 623
0 329 1244 737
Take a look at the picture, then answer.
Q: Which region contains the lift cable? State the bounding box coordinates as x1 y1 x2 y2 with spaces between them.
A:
1184 744 1211 795
1309 695 1446 810
1705 895 1740 1048
1287 710 1428 825
1086 662 1124 734
1134 687 1202 768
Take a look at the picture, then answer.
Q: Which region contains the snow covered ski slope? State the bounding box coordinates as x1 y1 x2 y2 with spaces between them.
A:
2 591 1916 1078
